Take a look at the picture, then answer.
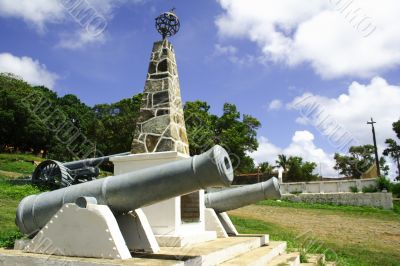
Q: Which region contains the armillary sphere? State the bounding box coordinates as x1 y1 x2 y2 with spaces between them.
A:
155 9 180 39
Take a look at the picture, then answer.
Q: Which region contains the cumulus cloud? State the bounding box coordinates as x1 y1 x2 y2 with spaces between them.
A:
216 0 400 78
0 0 64 29
289 77 400 151
0 0 144 48
250 131 337 177
268 99 283 110
0 53 58 89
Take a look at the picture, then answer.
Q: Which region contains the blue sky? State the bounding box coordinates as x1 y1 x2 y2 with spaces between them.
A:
0 0 399 178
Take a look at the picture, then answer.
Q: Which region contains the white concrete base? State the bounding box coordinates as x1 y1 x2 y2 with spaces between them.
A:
155 231 216 247
217 212 239 236
24 203 132 260
204 208 228 238
115 209 160 253
204 209 238 238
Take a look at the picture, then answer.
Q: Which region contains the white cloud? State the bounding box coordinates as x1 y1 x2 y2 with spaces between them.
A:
0 0 144 48
250 131 337 177
289 77 400 179
214 44 237 56
0 53 58 89
0 0 64 30
216 0 400 78
268 99 283 110
57 30 106 49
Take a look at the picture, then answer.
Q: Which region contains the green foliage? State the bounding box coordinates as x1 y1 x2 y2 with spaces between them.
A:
0 230 23 248
290 190 303 195
0 175 43 248
91 95 142 156
285 156 319 182
349 186 359 193
0 73 141 162
393 120 400 139
0 153 43 175
362 184 378 193
334 145 377 178
392 183 400 198
258 161 275 175
275 154 288 172
258 200 400 220
376 176 392 191
184 101 261 173
383 138 400 181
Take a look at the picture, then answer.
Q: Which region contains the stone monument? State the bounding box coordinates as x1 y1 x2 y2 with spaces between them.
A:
111 10 211 246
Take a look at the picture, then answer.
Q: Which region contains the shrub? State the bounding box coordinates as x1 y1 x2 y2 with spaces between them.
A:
377 176 392 191
0 230 23 248
290 190 303 195
392 183 400 198
349 186 359 193
362 184 378 193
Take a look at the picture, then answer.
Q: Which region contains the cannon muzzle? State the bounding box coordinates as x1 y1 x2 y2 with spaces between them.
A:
204 177 281 213
16 145 233 236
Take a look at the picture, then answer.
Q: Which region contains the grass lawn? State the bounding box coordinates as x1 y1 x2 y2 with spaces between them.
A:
0 153 43 176
0 174 43 248
230 200 400 266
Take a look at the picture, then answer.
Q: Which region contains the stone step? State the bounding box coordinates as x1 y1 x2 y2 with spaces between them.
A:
142 235 269 266
219 241 287 266
268 252 301 266
301 254 325 265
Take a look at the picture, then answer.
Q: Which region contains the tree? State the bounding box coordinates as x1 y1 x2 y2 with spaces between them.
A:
184 101 261 174
334 145 389 178
275 154 289 172
90 94 142 156
383 138 400 181
183 101 216 155
393 119 400 139
285 156 318 182
258 162 275 175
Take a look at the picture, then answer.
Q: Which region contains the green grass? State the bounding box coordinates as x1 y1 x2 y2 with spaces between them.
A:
231 215 400 266
0 153 43 175
257 200 400 218
0 174 43 248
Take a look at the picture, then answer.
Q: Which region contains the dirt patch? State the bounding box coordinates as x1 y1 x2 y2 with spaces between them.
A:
229 205 400 254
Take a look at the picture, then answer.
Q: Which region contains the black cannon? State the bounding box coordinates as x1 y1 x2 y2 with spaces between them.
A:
31 152 130 188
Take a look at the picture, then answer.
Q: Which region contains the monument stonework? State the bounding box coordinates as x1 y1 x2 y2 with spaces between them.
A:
131 40 189 155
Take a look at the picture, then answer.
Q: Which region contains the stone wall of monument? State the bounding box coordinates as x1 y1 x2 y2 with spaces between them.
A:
131 40 189 155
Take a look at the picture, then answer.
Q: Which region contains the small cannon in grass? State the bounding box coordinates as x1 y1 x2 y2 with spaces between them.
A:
31 152 130 188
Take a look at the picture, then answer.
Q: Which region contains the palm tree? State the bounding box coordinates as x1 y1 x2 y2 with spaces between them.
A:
258 162 275 175
383 138 400 180
275 154 289 172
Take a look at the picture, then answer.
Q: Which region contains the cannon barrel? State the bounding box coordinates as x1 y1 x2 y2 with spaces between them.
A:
63 152 131 170
204 177 281 213
17 145 233 236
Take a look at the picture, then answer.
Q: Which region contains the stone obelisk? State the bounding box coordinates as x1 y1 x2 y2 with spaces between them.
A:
131 40 189 156
130 11 200 223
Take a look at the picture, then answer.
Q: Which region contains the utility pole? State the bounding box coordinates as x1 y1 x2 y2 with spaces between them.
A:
367 118 381 177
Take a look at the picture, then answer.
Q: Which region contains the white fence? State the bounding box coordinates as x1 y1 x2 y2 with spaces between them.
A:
280 178 377 194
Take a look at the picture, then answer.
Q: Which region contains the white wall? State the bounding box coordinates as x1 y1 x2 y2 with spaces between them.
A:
280 178 377 194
